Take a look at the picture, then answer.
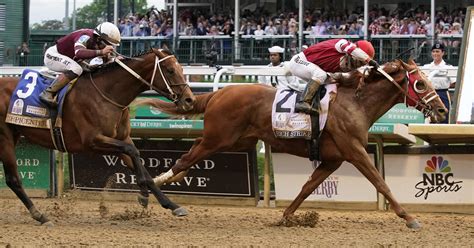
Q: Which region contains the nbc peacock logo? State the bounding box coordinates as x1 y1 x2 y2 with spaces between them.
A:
415 156 462 200
424 156 451 173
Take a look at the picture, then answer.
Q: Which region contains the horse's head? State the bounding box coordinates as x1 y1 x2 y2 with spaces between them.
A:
396 59 447 123
149 48 196 111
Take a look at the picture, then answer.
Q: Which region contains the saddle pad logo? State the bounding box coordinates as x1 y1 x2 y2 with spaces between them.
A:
11 99 24 115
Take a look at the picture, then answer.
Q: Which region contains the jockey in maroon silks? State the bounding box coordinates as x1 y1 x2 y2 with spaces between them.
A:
40 22 121 107
286 39 379 115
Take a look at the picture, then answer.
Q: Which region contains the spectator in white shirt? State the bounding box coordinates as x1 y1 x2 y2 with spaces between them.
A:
424 42 455 123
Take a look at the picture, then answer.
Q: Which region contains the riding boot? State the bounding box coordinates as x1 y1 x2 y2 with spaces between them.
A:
295 80 321 115
39 73 71 107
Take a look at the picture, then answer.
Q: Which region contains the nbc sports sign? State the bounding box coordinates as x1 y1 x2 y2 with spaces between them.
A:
385 154 473 204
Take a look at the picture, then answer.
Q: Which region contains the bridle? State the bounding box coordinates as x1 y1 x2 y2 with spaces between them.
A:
378 65 440 118
114 51 189 103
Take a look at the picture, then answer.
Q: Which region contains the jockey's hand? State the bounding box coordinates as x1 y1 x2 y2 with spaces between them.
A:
101 45 114 56
368 59 380 69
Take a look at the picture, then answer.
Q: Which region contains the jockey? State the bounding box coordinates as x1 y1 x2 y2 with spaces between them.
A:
286 39 378 114
258 46 302 91
40 22 121 107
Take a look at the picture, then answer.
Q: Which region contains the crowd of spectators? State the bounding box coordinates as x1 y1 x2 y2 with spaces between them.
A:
117 5 466 39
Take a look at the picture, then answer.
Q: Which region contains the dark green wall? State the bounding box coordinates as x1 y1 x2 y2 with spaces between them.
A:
0 0 28 65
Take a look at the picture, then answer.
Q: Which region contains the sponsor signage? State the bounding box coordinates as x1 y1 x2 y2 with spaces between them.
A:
272 153 377 202
0 138 52 190
385 154 473 204
70 140 258 197
376 103 425 124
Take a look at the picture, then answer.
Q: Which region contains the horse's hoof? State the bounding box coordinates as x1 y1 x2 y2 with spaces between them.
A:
406 219 422 230
42 221 54 227
172 207 188 217
137 195 149 208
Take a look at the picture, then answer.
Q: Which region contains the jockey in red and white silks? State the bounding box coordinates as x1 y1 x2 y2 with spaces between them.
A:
287 39 378 115
40 22 121 107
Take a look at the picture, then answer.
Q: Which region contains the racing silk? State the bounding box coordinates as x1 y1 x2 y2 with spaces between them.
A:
56 29 100 60
303 39 366 73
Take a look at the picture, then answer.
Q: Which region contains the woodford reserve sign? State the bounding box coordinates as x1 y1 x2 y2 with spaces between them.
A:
0 138 53 192
70 139 258 197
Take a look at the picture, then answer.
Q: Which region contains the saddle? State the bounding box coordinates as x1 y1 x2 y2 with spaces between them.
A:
271 85 335 161
5 69 76 152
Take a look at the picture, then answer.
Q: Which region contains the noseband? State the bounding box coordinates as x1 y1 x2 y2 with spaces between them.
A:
403 68 439 117
378 66 439 118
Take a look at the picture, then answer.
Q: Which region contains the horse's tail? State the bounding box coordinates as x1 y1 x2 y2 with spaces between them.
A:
132 92 217 116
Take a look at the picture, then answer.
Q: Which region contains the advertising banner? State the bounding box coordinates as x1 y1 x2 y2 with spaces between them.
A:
70 139 258 197
273 153 377 202
0 138 52 190
385 154 473 204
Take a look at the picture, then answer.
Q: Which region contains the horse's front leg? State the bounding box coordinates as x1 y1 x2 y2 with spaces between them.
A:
91 134 187 216
280 161 342 224
347 146 421 230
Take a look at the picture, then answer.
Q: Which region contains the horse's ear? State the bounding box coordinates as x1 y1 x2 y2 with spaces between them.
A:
397 59 411 70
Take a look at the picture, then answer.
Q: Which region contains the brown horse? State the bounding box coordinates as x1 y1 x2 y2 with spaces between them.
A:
138 59 447 229
0 48 195 225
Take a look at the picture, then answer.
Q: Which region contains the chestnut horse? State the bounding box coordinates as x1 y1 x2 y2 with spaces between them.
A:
0 48 195 225
138 59 447 229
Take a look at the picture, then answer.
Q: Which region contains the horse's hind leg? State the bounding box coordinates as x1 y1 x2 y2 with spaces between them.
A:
280 160 342 222
0 134 51 225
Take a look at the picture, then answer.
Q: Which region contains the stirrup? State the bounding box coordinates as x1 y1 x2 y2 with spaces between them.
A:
295 103 318 115
39 92 58 107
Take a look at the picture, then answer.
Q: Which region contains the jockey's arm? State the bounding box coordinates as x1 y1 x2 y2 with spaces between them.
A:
73 35 114 60
336 39 377 66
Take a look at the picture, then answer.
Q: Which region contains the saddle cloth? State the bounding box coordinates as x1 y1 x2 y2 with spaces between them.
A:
271 84 337 139
5 69 69 129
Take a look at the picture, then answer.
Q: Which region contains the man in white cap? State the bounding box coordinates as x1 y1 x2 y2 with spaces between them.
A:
258 46 302 91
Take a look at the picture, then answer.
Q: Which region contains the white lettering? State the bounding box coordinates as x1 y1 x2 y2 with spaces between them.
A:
163 158 173 168
148 158 159 168
184 177 193 186
20 171 36 179
103 155 119 166
196 177 208 187
115 173 127 184
202 160 215 170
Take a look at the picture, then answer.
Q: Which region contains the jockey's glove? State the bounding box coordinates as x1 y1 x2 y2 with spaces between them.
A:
368 59 380 69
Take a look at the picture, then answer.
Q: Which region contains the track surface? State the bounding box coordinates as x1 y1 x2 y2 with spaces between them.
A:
0 196 472 246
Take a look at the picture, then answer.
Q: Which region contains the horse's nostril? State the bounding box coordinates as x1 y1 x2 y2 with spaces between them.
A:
185 97 194 103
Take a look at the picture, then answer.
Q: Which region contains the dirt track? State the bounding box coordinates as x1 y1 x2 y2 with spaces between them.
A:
0 196 472 247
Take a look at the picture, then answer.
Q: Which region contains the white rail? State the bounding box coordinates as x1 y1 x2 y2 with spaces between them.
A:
1 65 458 90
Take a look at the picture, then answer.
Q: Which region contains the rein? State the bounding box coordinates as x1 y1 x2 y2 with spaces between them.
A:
376 66 438 117
114 55 180 101
89 73 127 109
87 52 187 109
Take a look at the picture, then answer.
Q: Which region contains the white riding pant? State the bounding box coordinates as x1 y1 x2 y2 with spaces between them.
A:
286 52 327 84
44 45 83 76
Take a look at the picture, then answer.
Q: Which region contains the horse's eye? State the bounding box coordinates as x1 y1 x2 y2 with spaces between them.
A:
167 69 174 74
413 80 427 93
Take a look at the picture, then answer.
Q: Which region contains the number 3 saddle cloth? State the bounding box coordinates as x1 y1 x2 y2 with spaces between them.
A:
5 69 71 129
